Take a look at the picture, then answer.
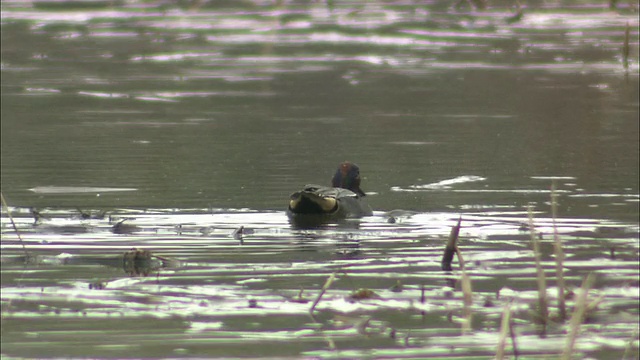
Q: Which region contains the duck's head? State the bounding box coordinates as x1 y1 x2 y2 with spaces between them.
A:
332 161 366 197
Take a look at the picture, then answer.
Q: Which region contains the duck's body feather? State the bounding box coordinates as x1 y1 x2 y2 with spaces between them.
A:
287 162 373 227
287 184 372 219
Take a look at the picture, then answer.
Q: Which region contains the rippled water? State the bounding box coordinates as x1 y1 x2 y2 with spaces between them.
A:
2 200 638 358
1 0 639 358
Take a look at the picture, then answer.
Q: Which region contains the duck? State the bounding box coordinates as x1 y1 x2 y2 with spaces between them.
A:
287 162 373 223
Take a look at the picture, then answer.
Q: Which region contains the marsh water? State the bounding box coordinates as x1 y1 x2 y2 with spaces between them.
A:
1 0 639 359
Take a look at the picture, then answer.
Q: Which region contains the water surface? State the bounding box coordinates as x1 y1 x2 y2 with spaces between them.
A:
1 0 638 358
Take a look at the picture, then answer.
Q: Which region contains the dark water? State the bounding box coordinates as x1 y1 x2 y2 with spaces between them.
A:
1 0 639 359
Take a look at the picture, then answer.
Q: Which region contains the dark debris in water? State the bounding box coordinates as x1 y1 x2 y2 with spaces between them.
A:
349 288 381 300
122 248 179 277
112 218 142 234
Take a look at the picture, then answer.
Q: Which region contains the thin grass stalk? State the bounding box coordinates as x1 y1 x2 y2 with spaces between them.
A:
528 204 548 335
496 302 512 359
551 180 567 321
310 272 337 314
623 22 630 70
561 273 595 359
1 192 29 258
508 311 520 359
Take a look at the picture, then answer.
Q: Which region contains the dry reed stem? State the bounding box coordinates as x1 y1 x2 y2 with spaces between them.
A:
310 272 336 313
496 302 512 359
455 247 466 271
528 204 548 334
551 180 567 321
623 22 630 69
561 273 595 359
460 269 473 334
0 192 29 258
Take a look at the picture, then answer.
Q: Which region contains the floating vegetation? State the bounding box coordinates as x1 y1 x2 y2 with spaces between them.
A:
349 288 380 300
122 248 177 277
389 280 403 293
76 207 107 220
88 281 107 290
122 248 156 277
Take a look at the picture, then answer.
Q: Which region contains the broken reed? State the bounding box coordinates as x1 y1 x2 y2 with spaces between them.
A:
439 218 473 333
0 192 29 258
551 180 567 321
528 204 548 334
441 217 462 271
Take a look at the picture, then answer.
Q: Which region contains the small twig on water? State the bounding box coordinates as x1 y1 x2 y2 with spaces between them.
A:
561 273 595 360
310 272 337 314
528 204 548 335
441 217 461 271
551 180 567 321
1 192 29 258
